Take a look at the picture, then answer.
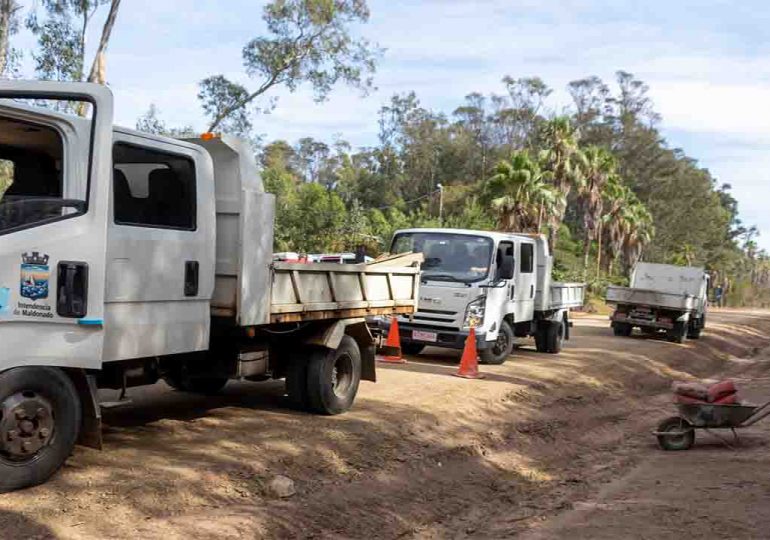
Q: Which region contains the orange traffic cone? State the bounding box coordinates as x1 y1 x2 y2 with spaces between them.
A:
454 327 484 379
378 317 407 364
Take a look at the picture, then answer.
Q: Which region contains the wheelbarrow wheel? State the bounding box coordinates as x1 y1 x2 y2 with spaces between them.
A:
657 416 695 451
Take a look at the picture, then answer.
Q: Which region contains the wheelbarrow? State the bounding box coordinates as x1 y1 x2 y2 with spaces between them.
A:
654 400 770 451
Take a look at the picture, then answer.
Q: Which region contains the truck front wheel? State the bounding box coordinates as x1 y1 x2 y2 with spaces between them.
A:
307 336 362 415
480 319 514 364
0 367 82 493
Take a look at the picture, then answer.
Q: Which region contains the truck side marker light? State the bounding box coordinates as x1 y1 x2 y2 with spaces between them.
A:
77 318 104 327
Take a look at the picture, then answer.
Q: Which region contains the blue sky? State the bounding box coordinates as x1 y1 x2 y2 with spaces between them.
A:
13 0 770 249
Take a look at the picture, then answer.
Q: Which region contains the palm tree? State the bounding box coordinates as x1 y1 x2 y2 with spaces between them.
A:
577 146 616 277
539 116 583 251
483 151 563 233
602 185 654 275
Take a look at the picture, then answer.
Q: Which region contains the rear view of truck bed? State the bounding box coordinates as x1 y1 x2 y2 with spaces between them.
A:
606 285 697 311
270 259 420 324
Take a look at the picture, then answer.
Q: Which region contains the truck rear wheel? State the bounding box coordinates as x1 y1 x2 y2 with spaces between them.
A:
613 323 632 337
544 318 565 354
667 322 687 344
687 319 703 339
306 336 362 415
0 367 81 493
480 319 514 364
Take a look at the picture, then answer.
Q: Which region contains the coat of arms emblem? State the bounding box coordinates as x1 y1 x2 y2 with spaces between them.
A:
20 252 50 300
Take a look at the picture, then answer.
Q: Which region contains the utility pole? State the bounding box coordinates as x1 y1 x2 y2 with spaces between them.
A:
437 183 444 226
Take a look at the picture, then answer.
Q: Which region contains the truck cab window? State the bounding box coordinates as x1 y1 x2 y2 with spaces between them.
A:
520 243 534 273
0 117 82 235
113 143 196 230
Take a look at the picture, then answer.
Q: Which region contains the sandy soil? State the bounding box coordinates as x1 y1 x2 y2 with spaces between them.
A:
1 308 770 539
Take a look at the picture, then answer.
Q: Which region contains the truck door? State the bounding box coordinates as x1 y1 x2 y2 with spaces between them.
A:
104 131 216 361
0 82 113 370
513 240 536 321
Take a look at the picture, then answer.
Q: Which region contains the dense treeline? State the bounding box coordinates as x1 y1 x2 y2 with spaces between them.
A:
1 0 768 306
250 72 769 305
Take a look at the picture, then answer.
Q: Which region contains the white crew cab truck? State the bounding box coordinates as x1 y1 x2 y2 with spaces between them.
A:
381 228 584 364
607 262 709 343
0 82 421 492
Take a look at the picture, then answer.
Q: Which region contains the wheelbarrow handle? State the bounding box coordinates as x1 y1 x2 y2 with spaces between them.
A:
740 400 770 427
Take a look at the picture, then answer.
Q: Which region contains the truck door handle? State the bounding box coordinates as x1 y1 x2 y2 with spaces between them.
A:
185 261 199 297
510 285 515 300
57 262 88 318
530 284 534 298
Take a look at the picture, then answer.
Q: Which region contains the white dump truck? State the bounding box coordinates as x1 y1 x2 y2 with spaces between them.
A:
379 228 584 364
607 262 709 343
0 81 420 492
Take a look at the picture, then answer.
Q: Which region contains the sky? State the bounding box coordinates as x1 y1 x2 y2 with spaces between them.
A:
11 0 770 249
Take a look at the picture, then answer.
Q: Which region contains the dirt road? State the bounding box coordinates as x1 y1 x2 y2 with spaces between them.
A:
1 309 770 539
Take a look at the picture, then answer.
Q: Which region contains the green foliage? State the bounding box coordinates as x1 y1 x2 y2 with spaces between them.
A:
253 70 765 306
200 0 382 132
27 0 110 82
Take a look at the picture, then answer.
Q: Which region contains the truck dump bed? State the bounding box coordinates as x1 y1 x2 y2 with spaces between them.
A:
550 283 585 310
606 285 696 311
270 259 420 324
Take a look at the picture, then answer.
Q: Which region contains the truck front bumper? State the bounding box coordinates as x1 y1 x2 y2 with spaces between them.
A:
377 319 490 350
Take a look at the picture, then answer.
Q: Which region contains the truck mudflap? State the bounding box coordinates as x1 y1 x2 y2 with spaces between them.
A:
304 319 376 382
64 369 102 450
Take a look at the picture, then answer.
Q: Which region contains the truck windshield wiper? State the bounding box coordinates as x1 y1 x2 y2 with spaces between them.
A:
423 273 469 283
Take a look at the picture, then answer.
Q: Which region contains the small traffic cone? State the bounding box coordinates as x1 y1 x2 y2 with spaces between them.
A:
454 327 485 379
378 317 407 364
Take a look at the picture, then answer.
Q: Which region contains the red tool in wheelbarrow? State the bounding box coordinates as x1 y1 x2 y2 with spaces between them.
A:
654 380 770 451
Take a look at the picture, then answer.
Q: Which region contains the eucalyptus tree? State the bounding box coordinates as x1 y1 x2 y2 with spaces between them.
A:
0 0 21 76
200 0 382 134
28 0 119 81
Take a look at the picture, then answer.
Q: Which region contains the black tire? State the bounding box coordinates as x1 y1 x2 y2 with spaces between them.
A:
534 323 548 353
401 343 425 356
306 336 362 415
687 319 703 339
667 322 687 344
613 323 632 337
545 318 565 354
480 319 514 365
656 416 695 451
0 367 82 493
285 352 309 410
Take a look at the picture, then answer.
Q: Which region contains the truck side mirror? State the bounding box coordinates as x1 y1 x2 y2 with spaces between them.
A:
498 253 515 280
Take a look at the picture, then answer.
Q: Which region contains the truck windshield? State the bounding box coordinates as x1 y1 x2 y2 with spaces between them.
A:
0 111 86 235
392 232 493 283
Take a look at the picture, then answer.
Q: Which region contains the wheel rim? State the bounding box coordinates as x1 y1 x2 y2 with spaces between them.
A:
332 353 354 399
0 391 55 462
492 329 509 356
662 421 692 449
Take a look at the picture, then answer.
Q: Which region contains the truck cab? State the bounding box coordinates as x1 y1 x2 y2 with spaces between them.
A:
385 228 583 364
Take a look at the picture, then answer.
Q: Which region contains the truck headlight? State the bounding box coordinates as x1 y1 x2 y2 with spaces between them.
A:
463 296 486 329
